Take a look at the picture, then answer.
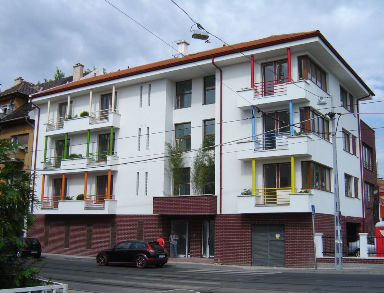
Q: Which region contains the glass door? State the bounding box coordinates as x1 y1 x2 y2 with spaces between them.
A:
202 220 215 258
98 134 111 161
171 220 189 257
264 164 277 204
100 94 112 120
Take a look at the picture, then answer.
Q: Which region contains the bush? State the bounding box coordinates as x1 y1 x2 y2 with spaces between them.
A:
80 111 89 117
68 154 82 159
76 194 84 200
241 188 252 195
64 195 72 200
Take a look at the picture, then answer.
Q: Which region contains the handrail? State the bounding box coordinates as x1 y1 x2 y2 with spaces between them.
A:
254 78 289 98
254 187 291 205
85 194 114 209
41 196 61 209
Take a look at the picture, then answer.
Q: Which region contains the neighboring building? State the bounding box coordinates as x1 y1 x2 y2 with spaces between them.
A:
28 30 376 267
359 120 378 236
379 178 384 221
0 77 38 170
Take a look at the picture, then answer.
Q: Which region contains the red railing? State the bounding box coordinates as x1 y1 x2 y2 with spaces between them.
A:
254 78 289 98
41 196 61 209
85 194 111 209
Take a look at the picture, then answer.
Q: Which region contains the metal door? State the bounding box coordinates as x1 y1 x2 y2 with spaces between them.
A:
252 225 285 266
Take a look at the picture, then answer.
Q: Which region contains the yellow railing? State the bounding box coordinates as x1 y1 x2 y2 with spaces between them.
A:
254 187 291 205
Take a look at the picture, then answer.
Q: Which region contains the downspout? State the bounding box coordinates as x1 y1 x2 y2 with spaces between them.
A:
357 95 371 233
29 98 40 212
212 56 223 215
250 55 256 195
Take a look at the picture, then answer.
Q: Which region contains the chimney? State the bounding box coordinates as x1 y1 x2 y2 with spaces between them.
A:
176 40 189 56
73 63 84 81
14 77 24 86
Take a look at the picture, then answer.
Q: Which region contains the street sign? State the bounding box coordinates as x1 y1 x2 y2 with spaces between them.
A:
311 205 315 216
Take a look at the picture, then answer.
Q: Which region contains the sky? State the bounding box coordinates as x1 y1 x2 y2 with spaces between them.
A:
0 0 383 176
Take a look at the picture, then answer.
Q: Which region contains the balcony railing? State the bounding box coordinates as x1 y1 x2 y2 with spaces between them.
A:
85 194 113 209
41 196 61 209
46 118 64 131
43 157 63 169
254 78 289 98
90 109 117 124
254 187 291 205
239 133 290 152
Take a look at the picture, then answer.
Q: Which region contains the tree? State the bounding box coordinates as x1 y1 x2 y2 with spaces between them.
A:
165 142 184 195
54 67 65 80
0 139 38 289
191 137 215 195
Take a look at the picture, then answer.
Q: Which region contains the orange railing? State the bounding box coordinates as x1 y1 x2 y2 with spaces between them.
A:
41 196 61 209
254 78 289 98
85 194 112 209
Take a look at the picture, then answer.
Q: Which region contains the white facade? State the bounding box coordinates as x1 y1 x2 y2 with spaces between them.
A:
31 34 372 221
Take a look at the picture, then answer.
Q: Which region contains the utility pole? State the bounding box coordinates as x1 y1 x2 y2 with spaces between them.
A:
328 111 343 270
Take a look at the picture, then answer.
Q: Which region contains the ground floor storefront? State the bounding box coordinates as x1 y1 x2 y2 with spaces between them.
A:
28 213 363 268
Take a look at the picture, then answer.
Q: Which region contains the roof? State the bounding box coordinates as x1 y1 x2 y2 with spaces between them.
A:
30 30 374 98
0 102 34 124
0 81 37 98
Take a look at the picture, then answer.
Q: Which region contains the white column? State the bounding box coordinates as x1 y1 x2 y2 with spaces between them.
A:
359 233 368 258
47 99 51 123
314 233 324 258
112 85 116 112
66 95 71 117
89 90 93 115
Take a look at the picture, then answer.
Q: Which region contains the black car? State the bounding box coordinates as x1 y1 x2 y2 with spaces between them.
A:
96 240 168 268
17 237 42 258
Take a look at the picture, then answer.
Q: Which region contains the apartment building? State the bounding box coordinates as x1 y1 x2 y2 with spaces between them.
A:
28 30 375 267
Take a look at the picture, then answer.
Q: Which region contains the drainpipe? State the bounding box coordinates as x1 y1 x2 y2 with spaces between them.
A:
250 55 256 195
29 99 40 212
357 95 371 233
212 56 223 215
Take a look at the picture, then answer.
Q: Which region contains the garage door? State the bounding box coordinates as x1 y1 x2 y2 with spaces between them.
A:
252 225 285 266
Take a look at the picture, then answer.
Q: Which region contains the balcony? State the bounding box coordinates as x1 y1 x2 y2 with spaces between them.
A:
45 110 120 136
39 195 116 214
236 133 332 161
236 80 329 110
42 154 119 173
153 195 217 215
237 189 314 214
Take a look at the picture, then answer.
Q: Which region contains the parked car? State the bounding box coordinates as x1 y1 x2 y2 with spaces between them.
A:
348 240 376 257
96 240 168 268
16 237 42 258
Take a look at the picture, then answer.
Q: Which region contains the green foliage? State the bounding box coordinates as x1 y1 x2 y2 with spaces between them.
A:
76 194 84 200
54 67 65 80
191 137 215 195
241 188 252 195
80 111 89 117
165 143 184 194
0 139 39 288
68 153 82 160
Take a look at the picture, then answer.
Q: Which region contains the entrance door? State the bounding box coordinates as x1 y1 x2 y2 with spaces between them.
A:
171 220 189 257
252 225 285 266
202 220 215 258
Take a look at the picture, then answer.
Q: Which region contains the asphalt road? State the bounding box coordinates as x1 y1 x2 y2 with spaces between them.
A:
35 254 384 293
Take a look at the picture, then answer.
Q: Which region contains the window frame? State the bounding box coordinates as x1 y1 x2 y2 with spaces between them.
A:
175 80 192 109
362 143 373 170
174 167 191 195
301 161 331 192
298 55 327 92
340 86 354 113
175 122 191 151
203 119 215 148
344 173 353 197
342 129 351 153
203 75 215 105
299 107 330 141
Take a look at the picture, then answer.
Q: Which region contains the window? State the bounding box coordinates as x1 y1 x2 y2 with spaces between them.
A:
301 161 331 192
345 174 353 197
364 182 374 203
146 127 150 150
175 80 192 109
298 55 327 92
175 122 191 151
148 84 151 106
138 128 142 151
136 172 140 196
203 119 215 148
11 134 29 150
145 172 148 196
352 135 357 155
342 129 351 153
204 75 215 104
100 93 112 118
300 107 330 141
263 110 290 150
98 133 113 161
340 86 354 113
262 60 288 96
362 144 373 170
174 167 190 195
354 177 359 198
139 85 143 108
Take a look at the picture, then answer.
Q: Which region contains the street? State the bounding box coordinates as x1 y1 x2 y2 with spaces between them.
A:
35 254 384 293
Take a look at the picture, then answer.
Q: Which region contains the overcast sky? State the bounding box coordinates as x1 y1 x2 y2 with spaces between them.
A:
1 0 383 176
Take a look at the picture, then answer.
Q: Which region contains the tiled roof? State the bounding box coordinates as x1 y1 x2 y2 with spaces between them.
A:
0 81 37 98
31 30 374 98
0 102 33 124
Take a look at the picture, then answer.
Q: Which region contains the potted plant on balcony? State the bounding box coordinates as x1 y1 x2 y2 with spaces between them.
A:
76 194 84 200
166 142 184 196
241 188 252 195
80 111 89 117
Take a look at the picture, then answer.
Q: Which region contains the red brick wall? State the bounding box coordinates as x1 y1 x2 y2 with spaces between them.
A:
214 213 317 268
153 196 217 215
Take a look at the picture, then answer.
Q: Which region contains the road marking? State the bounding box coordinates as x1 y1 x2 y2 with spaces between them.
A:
175 269 281 275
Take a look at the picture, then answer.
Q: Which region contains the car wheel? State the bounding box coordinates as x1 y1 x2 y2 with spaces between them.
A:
354 249 360 257
97 253 109 266
136 255 147 268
